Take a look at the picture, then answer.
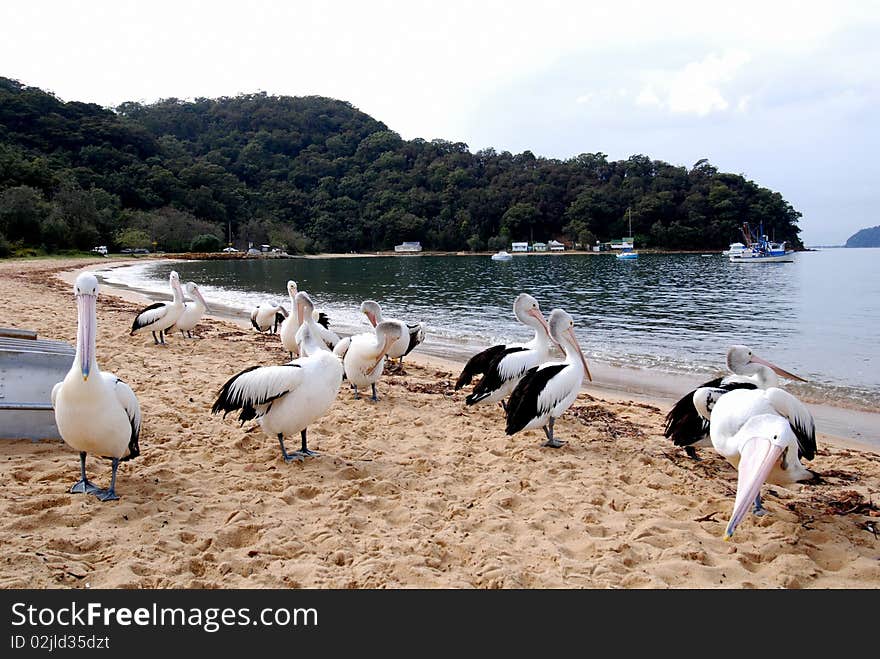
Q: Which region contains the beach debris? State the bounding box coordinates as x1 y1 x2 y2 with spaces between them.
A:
568 403 644 441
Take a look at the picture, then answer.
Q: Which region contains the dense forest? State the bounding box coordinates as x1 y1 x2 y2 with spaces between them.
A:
0 76 805 256
845 226 880 248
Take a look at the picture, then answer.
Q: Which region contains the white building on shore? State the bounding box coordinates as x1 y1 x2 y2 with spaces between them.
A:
394 241 422 252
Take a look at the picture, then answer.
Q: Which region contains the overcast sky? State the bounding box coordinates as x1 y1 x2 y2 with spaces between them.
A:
3 1 878 244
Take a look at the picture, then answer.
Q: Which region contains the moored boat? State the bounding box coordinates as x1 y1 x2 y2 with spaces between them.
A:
491 250 513 261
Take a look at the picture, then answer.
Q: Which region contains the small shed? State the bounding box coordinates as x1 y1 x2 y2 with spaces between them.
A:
532 242 548 252
511 242 529 252
548 240 565 251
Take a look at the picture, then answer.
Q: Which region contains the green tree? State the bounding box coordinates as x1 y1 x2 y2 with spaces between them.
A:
114 227 152 250
190 234 222 252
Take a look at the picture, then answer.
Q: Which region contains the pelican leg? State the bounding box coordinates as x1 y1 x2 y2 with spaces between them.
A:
541 418 566 448
180 330 186 338
352 385 360 400
188 331 194 338
69 452 102 495
684 446 702 461
151 331 159 345
94 458 120 501
501 400 508 412
289 429 319 460
752 494 767 517
370 383 379 402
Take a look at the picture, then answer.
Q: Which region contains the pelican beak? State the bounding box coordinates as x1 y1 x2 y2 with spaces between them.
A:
365 311 377 327
566 327 592 382
296 300 306 326
194 289 211 313
77 294 96 381
724 438 784 540
367 334 395 376
750 355 807 383
529 309 562 351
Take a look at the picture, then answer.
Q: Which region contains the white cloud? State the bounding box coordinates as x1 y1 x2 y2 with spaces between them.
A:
635 51 751 116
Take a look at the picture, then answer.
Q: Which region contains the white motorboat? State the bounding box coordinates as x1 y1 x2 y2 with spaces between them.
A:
491 250 513 261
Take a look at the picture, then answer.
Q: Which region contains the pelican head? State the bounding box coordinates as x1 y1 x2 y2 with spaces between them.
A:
513 293 560 349
185 282 210 312
726 345 807 383
287 280 298 297
724 415 794 540
366 321 404 375
295 291 315 327
169 270 184 298
74 272 100 381
548 308 592 382
360 300 382 327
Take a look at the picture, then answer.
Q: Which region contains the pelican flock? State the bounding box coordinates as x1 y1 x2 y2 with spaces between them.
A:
664 344 807 459
130 270 185 344
45 264 833 547
455 293 557 410
53 272 142 501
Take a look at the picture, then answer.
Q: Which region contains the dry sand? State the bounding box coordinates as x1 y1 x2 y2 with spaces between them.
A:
0 257 878 589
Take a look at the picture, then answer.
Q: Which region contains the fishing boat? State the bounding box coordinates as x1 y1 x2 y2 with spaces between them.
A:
729 222 795 263
491 250 513 262
615 208 639 259
722 242 747 257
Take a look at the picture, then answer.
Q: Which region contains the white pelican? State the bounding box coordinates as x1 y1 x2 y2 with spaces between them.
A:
211 321 343 462
339 321 403 401
130 270 185 344
52 272 142 501
171 281 210 338
360 300 424 370
694 386 817 540
505 309 592 448
294 291 340 352
279 281 302 359
454 293 558 410
250 303 287 334
664 345 806 459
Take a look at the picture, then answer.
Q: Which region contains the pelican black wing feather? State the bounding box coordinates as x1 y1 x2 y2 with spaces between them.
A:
505 364 567 435
455 344 507 390
211 364 301 424
793 421 816 461
403 324 423 357
663 378 757 447
465 346 527 405
250 314 261 331
130 302 166 333
316 312 330 329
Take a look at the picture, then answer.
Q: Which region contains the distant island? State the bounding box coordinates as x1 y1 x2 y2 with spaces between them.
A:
845 226 880 248
1 76 805 257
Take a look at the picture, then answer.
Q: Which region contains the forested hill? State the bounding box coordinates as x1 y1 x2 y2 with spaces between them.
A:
845 226 880 248
0 76 804 255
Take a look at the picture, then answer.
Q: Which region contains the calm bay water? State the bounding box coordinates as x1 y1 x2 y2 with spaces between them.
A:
101 249 880 411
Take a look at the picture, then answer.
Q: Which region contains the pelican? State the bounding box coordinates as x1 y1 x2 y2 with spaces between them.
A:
339 321 403 401
130 270 185 344
505 309 592 448
694 386 817 540
360 300 424 371
293 291 339 353
279 281 302 359
211 321 343 462
171 281 210 338
52 272 141 501
454 293 558 410
664 345 806 459
250 303 287 334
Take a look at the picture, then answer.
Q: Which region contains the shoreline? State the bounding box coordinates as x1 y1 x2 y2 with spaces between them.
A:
83 257 880 454
2 256 879 589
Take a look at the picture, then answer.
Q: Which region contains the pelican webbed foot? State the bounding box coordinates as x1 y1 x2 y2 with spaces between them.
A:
752 494 767 517
541 419 565 448
95 488 119 502
69 453 102 495
70 479 102 495
370 384 379 402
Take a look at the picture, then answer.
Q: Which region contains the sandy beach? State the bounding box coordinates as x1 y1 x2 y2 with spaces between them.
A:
0 257 878 589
